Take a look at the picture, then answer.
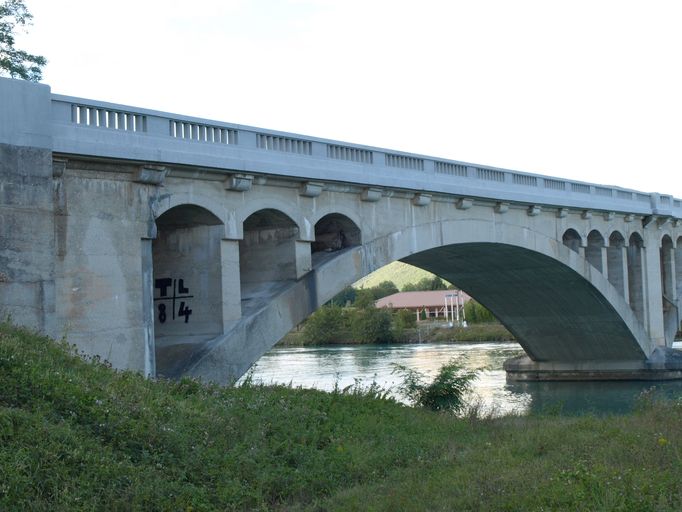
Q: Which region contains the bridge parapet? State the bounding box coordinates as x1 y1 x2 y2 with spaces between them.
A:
48 91 680 219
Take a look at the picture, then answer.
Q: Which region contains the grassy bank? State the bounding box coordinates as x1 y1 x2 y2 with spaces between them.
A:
2 323 682 510
278 322 513 346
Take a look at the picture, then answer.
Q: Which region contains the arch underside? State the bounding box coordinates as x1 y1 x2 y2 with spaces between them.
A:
402 243 646 362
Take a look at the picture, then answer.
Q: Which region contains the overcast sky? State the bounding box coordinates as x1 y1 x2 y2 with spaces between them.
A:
16 0 682 196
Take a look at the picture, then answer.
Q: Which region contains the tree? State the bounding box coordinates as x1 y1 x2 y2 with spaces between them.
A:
371 280 399 300
401 276 450 292
464 300 496 324
0 0 46 81
350 307 394 344
328 286 356 307
394 308 416 330
353 288 376 309
302 305 345 344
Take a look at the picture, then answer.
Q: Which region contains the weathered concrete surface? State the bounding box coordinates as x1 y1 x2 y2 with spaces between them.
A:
51 164 158 372
504 346 682 381
0 80 55 334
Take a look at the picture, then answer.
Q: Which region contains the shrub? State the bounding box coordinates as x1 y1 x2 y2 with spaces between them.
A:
302 304 346 344
353 288 376 309
392 358 479 414
350 307 394 343
464 300 496 324
394 308 417 330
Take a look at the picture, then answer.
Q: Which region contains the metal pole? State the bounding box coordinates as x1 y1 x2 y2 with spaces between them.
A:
454 293 459 324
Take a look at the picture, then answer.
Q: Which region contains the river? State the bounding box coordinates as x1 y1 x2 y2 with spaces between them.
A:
245 341 682 416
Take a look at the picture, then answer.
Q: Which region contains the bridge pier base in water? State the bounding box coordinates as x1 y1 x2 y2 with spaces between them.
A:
504 348 682 381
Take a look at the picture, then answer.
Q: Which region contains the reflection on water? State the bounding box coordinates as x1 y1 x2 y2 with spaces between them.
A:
245 341 682 416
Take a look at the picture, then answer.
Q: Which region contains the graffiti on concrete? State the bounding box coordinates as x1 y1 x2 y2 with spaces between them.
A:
154 278 193 323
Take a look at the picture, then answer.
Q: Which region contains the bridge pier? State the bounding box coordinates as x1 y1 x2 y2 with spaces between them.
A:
504 349 682 381
643 240 666 346
221 239 243 325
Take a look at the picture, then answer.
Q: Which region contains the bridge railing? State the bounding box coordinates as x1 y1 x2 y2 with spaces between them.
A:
50 94 680 218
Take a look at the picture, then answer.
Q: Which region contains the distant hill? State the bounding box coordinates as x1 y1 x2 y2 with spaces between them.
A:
353 261 452 290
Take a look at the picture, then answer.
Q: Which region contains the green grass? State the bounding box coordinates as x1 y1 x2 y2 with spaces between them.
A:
2 322 682 510
353 261 443 290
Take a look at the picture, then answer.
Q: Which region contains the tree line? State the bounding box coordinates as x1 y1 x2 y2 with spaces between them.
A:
300 276 498 345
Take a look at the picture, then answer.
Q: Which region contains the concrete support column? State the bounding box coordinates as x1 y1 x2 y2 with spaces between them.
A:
295 241 313 279
600 246 608 277
221 239 242 325
621 246 630 304
643 243 665 345
140 238 156 378
661 245 676 302
627 243 646 322
675 244 682 301
607 243 628 299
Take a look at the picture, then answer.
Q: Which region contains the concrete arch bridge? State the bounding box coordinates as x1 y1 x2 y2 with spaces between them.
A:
3 77 682 382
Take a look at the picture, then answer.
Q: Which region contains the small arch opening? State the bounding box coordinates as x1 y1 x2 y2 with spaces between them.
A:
311 213 361 264
586 230 605 272
562 229 582 253
239 209 300 310
607 231 627 296
152 204 225 376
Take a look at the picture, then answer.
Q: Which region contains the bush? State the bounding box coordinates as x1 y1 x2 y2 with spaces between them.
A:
402 276 450 291
302 304 346 344
353 288 376 309
328 286 356 306
350 307 394 343
371 280 399 300
464 300 496 324
393 358 479 414
394 308 417 330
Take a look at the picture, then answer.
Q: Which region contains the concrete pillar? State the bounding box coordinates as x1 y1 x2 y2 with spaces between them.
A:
675 243 682 302
295 240 313 279
607 242 627 298
600 246 608 277
221 239 242 325
621 246 630 304
660 241 677 346
627 244 646 323
141 238 156 378
643 243 665 345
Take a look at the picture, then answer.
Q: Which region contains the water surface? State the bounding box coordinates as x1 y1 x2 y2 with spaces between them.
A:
246 341 682 416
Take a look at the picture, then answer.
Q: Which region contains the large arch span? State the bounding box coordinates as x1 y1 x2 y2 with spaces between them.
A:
176 216 656 384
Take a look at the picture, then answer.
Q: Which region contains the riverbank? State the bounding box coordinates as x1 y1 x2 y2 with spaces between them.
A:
2 323 682 510
278 321 513 346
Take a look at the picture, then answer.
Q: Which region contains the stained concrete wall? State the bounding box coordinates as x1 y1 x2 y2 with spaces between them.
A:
0 80 55 334
51 164 156 371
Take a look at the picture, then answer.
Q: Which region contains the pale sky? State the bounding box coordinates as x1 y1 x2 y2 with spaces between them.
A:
15 0 682 196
